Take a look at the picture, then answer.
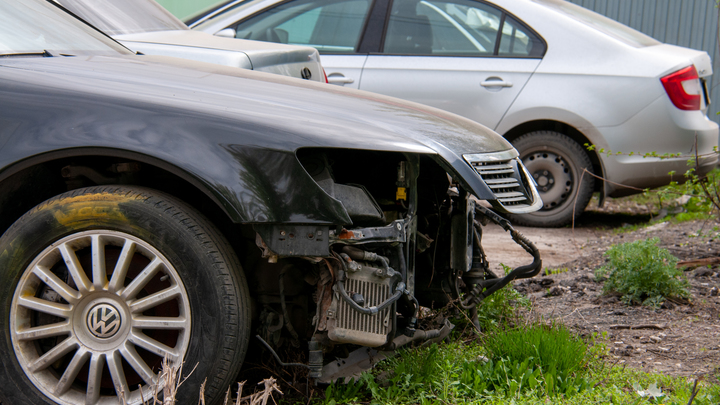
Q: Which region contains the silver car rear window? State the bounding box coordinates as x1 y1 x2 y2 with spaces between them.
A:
58 0 188 35
534 0 660 48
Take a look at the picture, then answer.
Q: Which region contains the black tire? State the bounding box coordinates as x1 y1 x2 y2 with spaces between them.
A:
509 131 594 227
0 186 250 405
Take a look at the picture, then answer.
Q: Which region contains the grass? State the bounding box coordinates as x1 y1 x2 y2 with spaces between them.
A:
473 269 531 330
148 284 719 405
319 273 718 404
544 267 570 276
480 322 593 397
320 334 720 405
595 237 691 307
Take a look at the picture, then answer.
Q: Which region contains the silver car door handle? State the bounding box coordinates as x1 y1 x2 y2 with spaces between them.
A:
481 79 513 88
327 74 355 85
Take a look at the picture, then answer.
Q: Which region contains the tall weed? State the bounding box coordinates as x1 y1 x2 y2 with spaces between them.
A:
595 237 690 307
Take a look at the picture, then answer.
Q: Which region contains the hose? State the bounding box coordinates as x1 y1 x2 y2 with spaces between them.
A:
255 335 310 369
279 266 300 343
332 250 405 315
336 270 405 315
458 205 542 308
341 246 391 271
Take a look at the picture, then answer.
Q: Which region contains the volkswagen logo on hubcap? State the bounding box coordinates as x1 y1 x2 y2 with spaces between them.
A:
87 303 121 339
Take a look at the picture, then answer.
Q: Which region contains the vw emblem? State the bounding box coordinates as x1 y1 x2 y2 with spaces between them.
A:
87 303 121 339
301 67 312 80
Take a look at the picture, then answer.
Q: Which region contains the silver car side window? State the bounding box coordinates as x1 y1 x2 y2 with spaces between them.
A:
498 15 535 56
383 0 542 57
384 0 501 55
234 0 372 53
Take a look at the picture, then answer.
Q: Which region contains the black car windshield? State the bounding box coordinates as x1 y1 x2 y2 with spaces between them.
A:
57 0 188 36
0 0 131 56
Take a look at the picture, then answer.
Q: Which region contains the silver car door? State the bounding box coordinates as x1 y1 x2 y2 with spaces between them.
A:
231 0 373 88
360 0 543 129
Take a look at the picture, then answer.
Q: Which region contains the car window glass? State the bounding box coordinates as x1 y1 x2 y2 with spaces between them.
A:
498 14 542 57
0 0 131 55
56 0 188 36
234 0 372 53
384 0 501 55
384 0 543 57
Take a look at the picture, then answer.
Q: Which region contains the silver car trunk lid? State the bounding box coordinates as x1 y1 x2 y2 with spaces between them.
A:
115 30 324 81
641 43 713 78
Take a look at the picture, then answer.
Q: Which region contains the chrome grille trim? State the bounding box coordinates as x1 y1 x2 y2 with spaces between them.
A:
471 160 530 206
463 151 543 214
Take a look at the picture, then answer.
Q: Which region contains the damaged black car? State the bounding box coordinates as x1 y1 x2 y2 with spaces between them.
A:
0 1 543 404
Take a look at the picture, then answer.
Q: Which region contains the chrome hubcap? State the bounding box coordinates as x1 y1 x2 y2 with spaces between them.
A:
10 230 191 405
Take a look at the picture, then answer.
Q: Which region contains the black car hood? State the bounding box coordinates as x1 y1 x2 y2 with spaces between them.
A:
0 54 512 156
0 54 524 223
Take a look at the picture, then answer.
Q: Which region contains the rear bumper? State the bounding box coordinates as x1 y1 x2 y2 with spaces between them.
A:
597 96 719 197
604 152 718 197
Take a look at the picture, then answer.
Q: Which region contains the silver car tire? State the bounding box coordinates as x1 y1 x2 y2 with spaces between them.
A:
0 186 251 405
509 131 595 227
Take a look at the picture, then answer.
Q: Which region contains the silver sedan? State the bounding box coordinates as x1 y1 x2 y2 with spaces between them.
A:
189 0 719 226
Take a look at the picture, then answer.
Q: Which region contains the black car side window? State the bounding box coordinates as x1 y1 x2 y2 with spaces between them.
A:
234 0 373 53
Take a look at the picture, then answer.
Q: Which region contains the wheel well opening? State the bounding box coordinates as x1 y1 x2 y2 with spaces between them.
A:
503 120 603 192
0 155 252 263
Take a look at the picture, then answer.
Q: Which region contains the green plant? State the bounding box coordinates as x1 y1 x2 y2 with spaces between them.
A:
480 321 594 397
323 376 365 405
595 238 690 307
319 338 720 404
474 265 531 329
545 267 569 275
645 166 719 222
359 344 451 404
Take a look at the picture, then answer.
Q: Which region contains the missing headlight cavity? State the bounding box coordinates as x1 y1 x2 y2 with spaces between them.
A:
297 148 449 227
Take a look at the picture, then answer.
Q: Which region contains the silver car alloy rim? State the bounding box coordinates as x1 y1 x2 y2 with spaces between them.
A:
522 151 574 210
10 230 191 405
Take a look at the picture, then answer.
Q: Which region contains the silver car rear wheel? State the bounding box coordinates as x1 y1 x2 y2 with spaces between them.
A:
510 131 594 227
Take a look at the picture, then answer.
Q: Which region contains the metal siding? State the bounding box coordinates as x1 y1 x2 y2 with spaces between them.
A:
606 0 620 21
595 0 608 15
567 0 720 122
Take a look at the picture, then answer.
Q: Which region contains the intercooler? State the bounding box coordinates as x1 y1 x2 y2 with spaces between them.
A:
327 265 393 347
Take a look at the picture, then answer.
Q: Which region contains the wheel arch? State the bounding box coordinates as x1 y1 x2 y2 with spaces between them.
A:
502 119 605 193
0 147 253 254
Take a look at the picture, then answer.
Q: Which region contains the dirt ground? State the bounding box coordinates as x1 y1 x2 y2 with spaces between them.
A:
483 199 720 381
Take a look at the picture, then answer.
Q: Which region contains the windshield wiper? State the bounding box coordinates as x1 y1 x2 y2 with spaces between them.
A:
0 50 56 58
